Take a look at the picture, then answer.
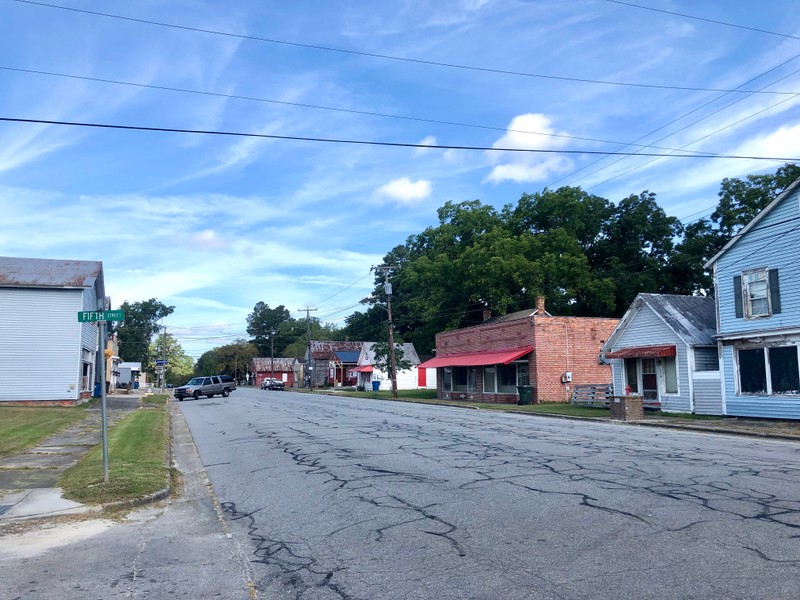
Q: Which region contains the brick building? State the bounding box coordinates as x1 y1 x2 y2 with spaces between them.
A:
419 297 619 403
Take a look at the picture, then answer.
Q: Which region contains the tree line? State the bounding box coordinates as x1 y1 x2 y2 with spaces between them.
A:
115 163 799 377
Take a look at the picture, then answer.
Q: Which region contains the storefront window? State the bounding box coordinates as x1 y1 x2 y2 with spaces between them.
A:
453 367 476 391
498 364 518 393
442 367 452 391
483 366 496 393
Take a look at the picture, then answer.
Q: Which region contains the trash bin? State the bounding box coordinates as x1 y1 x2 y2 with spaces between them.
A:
372 380 381 392
517 385 534 405
93 382 102 398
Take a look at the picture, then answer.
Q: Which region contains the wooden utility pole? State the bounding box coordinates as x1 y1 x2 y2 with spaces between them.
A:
374 265 399 399
298 307 317 388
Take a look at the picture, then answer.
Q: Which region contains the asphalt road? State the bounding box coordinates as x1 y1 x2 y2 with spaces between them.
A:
180 387 800 600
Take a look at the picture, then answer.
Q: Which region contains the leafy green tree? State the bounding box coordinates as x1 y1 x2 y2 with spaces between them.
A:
148 333 194 386
341 305 386 342
194 348 220 376
116 298 175 368
282 320 344 358
372 342 412 379
713 163 800 239
246 302 293 355
214 340 258 382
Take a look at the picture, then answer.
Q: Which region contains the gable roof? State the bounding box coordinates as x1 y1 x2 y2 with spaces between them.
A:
252 357 296 372
605 294 716 351
704 176 800 269
360 342 421 366
0 256 103 292
309 340 364 360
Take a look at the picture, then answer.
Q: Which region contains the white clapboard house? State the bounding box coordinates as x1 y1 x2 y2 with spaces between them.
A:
0 256 105 405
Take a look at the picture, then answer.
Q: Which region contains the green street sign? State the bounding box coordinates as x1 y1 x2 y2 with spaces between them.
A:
78 309 125 322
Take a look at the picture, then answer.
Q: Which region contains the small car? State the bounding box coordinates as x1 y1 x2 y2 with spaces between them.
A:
261 378 285 390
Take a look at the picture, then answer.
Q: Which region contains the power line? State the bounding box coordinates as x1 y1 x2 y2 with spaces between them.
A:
12 0 800 95
0 65 743 156
602 0 800 42
2 117 799 161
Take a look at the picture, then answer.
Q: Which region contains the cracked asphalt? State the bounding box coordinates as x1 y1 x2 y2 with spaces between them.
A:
180 388 800 600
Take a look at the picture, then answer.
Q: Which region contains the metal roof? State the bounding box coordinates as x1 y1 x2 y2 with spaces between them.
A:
252 357 296 372
0 256 103 289
638 294 716 346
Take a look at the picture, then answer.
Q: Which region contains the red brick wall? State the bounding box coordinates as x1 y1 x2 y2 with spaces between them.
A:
434 313 618 404
531 316 619 402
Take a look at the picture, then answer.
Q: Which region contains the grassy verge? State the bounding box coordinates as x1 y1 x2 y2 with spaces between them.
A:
0 406 91 458
60 395 169 505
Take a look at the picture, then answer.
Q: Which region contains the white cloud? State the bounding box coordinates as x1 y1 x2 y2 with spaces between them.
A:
484 113 575 184
191 230 231 250
375 177 433 204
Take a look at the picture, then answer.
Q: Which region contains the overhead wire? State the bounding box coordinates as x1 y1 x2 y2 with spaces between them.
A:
12 0 800 95
1 117 798 161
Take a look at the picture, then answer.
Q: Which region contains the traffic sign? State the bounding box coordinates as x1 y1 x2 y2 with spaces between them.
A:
78 309 125 322
155 359 168 365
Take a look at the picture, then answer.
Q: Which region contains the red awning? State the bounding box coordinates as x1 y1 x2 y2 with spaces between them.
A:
353 365 374 372
605 345 677 359
418 346 533 368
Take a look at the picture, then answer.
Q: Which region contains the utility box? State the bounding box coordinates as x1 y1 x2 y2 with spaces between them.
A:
610 395 643 421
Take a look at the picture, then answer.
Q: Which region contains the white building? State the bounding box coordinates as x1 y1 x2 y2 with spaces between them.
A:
0 256 105 405
353 342 437 391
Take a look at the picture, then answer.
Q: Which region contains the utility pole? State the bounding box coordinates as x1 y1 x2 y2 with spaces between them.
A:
270 330 277 379
160 325 167 389
374 265 399 399
298 307 317 388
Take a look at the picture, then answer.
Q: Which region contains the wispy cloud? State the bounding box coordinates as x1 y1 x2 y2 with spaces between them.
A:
376 177 433 204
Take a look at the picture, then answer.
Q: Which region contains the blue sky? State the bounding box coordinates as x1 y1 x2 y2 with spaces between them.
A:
2 0 800 360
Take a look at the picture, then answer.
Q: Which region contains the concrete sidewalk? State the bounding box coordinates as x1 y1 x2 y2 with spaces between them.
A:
0 394 142 522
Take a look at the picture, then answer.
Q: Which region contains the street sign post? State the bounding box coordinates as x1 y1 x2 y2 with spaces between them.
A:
78 309 125 322
155 359 168 365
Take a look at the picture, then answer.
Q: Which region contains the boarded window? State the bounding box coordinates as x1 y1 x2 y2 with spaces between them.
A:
769 346 800 394
739 349 767 394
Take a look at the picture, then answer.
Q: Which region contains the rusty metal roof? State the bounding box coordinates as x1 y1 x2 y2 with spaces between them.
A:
0 256 103 289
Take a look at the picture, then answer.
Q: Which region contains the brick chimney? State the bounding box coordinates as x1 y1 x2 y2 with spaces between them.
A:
535 295 546 315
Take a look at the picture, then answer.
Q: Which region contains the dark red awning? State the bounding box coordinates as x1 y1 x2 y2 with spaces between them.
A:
418 346 533 368
352 365 374 372
605 345 676 359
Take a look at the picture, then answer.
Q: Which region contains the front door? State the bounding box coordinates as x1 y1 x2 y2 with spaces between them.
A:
641 358 658 402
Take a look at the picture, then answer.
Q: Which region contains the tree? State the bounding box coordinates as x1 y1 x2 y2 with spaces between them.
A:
195 348 220 376
372 342 412 379
214 340 258 382
246 302 293 356
116 298 175 368
149 333 194 386
341 305 386 342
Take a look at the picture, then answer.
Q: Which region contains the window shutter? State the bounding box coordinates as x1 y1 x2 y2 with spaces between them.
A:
769 269 781 314
733 275 743 318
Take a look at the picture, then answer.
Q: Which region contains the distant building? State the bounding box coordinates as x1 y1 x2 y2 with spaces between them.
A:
252 357 297 388
352 342 437 391
305 341 364 387
0 256 105 405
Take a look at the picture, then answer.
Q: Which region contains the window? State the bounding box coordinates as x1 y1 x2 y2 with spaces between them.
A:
483 366 496 393
694 347 719 371
452 367 476 392
735 268 781 320
483 362 528 393
769 347 800 394
498 364 518 393
744 269 769 317
738 348 769 394
442 367 452 391
663 356 678 394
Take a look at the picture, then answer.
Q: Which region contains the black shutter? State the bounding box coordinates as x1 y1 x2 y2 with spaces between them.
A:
733 275 743 318
769 269 781 314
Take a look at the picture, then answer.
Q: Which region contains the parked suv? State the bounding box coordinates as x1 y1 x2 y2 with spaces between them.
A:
174 375 235 401
260 378 285 391
219 374 237 390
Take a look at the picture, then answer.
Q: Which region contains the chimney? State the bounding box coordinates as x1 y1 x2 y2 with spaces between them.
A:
482 309 492 321
535 295 546 315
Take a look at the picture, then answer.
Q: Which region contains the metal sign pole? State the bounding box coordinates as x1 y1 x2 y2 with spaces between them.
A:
100 319 109 482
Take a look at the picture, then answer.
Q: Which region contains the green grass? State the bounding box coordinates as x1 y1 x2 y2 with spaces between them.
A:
0 406 90 458
60 398 169 505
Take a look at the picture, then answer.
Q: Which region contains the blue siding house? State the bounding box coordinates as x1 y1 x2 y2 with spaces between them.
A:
602 294 719 414
705 177 800 419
